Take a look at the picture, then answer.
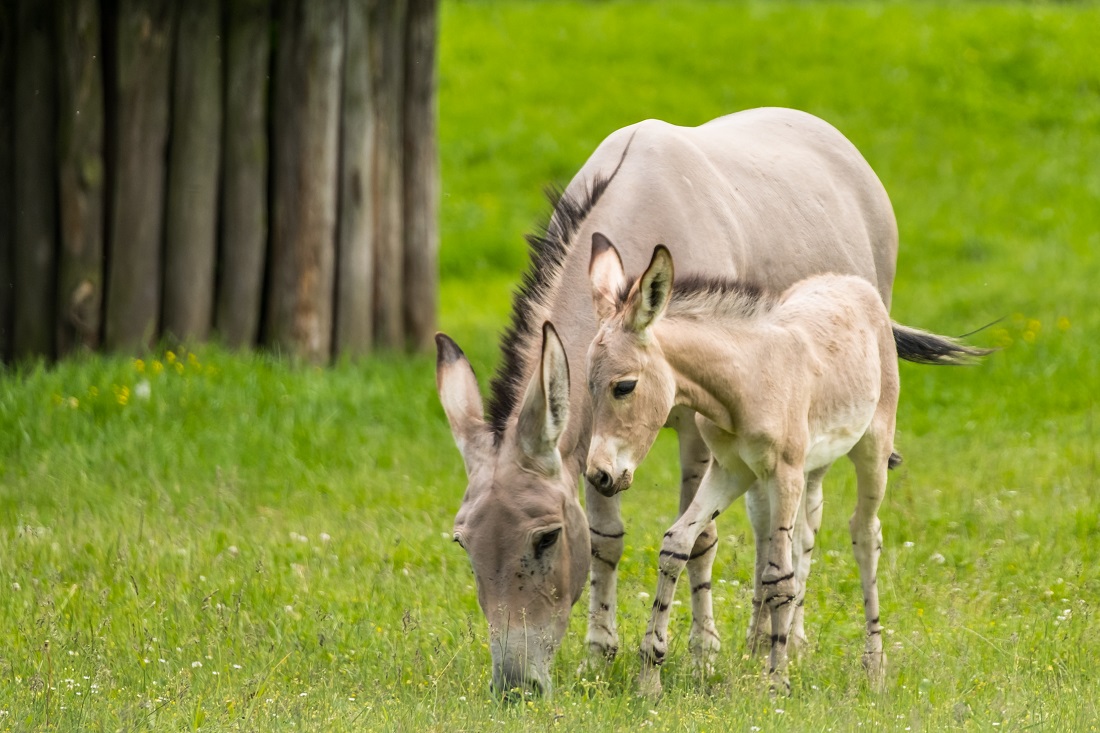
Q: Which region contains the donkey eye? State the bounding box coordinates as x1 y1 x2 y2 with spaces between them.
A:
535 528 561 556
612 380 637 398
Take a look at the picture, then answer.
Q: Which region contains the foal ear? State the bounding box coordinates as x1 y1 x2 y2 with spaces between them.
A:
628 245 675 333
435 333 490 473
590 232 626 322
516 322 571 476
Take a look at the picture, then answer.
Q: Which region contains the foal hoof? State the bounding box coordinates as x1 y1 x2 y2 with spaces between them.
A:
863 651 887 693
637 664 664 699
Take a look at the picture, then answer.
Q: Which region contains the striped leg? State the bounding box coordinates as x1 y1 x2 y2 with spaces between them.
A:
584 482 624 668
670 410 720 674
762 460 806 694
849 437 890 691
789 466 828 657
745 482 772 655
639 458 753 697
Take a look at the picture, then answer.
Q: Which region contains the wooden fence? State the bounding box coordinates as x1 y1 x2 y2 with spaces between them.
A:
0 0 439 364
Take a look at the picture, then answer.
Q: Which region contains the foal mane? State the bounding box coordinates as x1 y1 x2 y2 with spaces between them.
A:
486 135 635 440
616 273 777 323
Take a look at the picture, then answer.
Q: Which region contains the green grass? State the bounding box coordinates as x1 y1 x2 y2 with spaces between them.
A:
3 1 1100 729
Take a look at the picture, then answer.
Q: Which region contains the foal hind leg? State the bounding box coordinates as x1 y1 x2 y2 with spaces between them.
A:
583 482 624 669
789 466 828 658
848 433 891 691
670 409 720 674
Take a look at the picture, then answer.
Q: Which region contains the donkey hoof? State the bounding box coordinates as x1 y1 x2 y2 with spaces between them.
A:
768 671 792 697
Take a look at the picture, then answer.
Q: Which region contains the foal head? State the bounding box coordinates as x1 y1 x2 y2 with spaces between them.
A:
436 323 590 697
584 234 678 495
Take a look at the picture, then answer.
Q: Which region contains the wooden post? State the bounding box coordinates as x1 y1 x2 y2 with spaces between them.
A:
104 0 174 353
0 1 14 362
56 0 106 355
13 0 59 361
402 0 439 352
334 0 375 357
267 0 344 362
368 0 407 350
216 0 271 349
163 0 223 343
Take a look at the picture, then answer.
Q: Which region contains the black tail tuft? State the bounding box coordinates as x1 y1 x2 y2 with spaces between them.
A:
892 323 995 365
888 451 903 470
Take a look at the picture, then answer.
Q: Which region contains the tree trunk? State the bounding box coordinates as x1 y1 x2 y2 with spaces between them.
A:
267 0 344 362
216 0 270 349
105 0 174 353
402 0 439 353
0 2 15 362
334 0 374 357
56 0 106 356
163 0 223 343
13 0 58 361
368 0 406 350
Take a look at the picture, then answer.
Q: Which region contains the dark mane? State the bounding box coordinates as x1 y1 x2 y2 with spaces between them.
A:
486 136 634 439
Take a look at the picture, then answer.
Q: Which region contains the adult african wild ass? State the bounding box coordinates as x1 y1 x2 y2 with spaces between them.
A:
584 242 990 695
435 107 899 695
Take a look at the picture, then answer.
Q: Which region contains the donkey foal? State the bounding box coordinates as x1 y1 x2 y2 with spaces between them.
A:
583 237 987 696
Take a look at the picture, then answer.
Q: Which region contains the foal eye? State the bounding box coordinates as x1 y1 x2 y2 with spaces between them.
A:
535 528 561 556
612 380 637 398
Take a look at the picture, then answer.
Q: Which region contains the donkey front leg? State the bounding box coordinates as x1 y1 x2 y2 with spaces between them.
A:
584 482 624 670
639 459 754 697
668 408 720 674
761 460 807 694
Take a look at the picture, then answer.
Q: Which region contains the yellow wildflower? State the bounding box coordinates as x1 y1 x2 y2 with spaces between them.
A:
134 358 145 373
166 351 177 364
152 360 164 375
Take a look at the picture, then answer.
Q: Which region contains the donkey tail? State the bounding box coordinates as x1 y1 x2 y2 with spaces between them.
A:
892 323 995 365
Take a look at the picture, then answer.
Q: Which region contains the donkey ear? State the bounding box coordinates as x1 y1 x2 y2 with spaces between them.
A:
590 232 626 322
516 322 571 476
627 245 674 333
436 333 490 473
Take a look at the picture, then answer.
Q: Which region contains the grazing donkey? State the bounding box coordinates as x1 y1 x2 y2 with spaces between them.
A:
436 108 899 696
585 240 989 696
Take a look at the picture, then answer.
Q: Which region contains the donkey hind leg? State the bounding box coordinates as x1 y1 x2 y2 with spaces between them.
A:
789 466 828 658
745 482 772 655
639 458 754 698
848 435 891 692
669 409 720 675
762 461 807 695
582 481 624 671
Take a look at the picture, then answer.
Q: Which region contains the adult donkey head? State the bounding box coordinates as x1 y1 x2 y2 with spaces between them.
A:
436 323 590 697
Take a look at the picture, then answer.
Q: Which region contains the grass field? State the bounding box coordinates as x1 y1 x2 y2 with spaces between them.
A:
3 1 1100 730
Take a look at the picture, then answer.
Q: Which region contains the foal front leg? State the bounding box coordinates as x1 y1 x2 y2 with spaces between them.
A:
762 460 807 694
668 408 720 674
584 481 624 669
639 459 753 697
789 466 828 657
